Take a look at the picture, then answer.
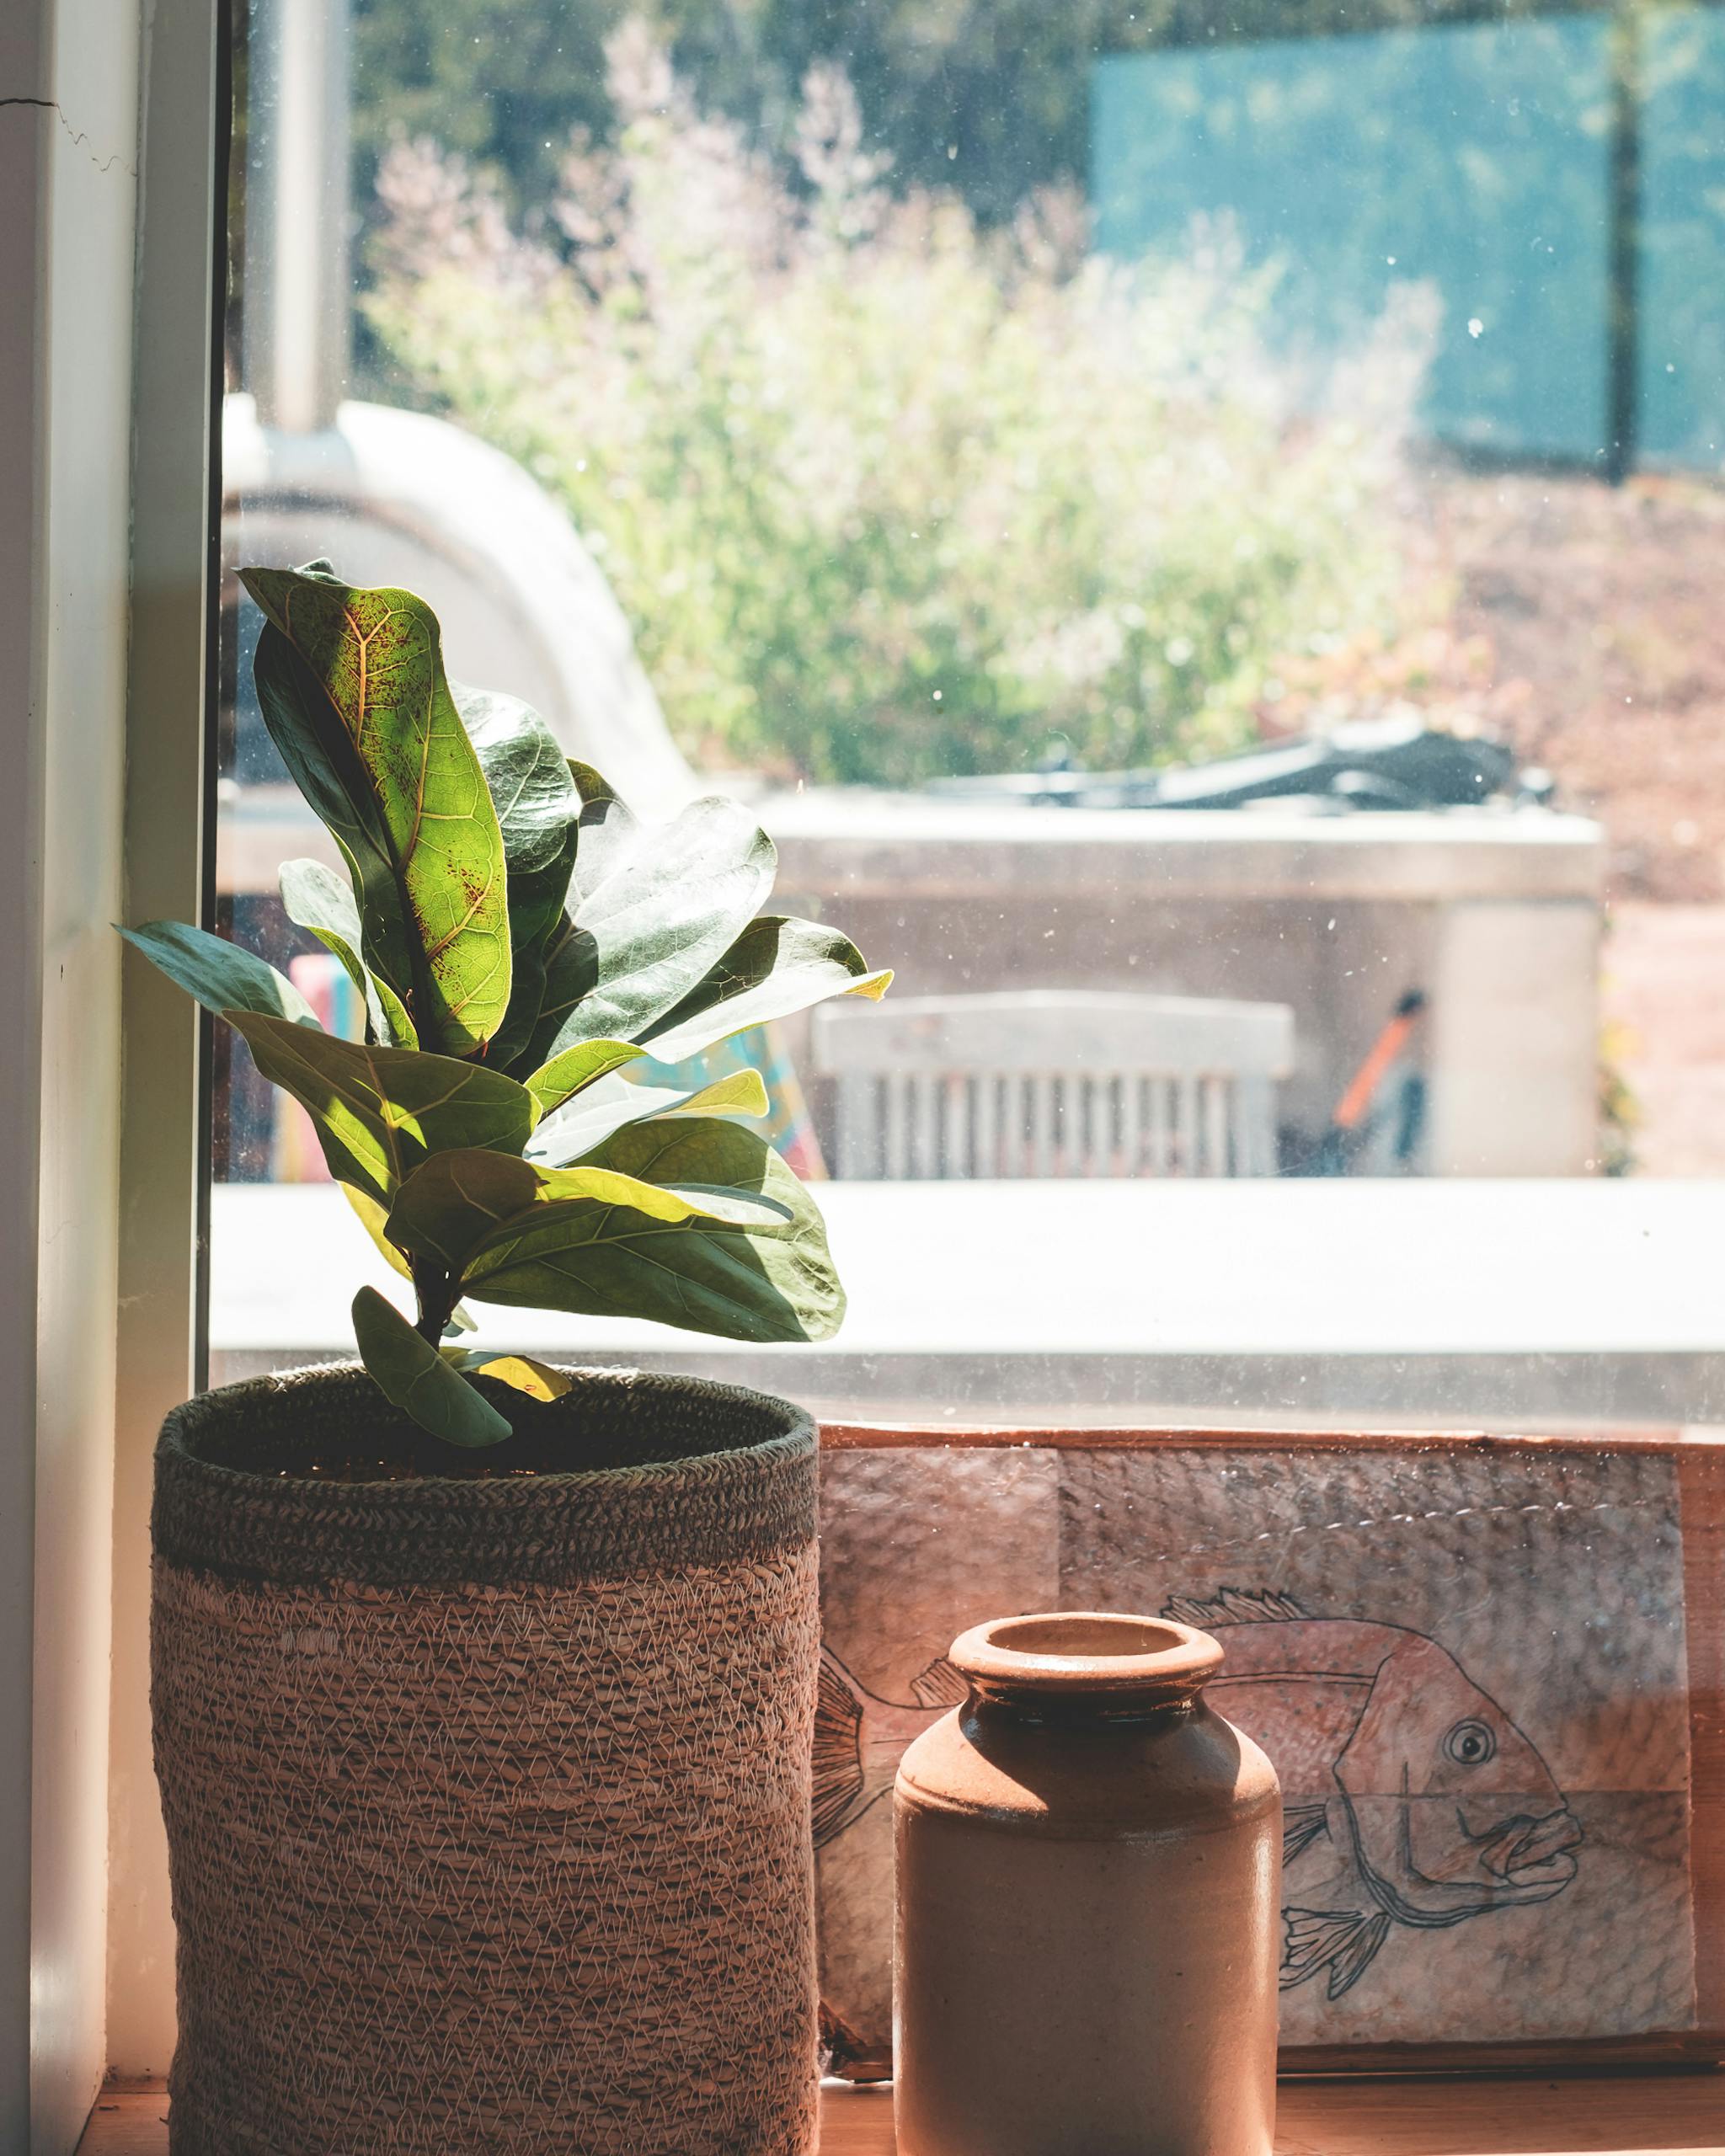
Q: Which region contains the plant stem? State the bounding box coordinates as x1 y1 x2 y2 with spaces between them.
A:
411 1253 458 1345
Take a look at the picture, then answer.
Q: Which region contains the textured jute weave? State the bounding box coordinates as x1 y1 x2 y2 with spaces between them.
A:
152 1364 821 2155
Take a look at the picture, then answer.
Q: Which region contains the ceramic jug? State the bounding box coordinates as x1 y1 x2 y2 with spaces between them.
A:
893 1610 1280 2156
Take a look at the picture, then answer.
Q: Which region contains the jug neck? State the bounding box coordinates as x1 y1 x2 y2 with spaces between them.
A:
950 1612 1222 1726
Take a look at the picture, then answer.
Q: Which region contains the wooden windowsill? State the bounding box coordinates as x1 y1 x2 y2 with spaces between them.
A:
81 2070 1725 2153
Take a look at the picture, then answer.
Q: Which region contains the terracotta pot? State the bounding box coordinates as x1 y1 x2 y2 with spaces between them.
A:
893 1611 1280 2156
152 1364 821 2156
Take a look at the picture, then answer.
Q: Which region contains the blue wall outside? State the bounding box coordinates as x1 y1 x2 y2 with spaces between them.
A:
1092 10 1725 472
1640 6 1725 464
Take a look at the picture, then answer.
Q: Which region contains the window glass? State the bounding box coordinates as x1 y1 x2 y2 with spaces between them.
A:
213 0 1725 1433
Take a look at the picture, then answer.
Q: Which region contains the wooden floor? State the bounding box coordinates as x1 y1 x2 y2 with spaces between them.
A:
83 2072 1725 2153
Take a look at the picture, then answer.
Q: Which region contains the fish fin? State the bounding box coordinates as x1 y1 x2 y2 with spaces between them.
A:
1282 1801 1332 1863
1162 1586 1307 1627
1280 1906 1391 1999
812 1648 866 1847
1325 1911 1391 2000
911 1656 969 1710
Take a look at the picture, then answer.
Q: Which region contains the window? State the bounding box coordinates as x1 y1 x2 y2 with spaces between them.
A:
211 0 1725 1436
72 0 1722 2117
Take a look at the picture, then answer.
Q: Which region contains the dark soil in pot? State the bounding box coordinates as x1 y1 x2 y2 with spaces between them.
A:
178 1361 775 1480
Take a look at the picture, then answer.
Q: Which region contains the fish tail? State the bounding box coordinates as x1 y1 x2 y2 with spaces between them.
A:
911 1655 969 1710
813 1647 867 1846
1282 1801 1332 1864
1281 1906 1392 2000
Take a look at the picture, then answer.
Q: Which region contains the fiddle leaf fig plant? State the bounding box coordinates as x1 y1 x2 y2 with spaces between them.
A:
123 561 890 1447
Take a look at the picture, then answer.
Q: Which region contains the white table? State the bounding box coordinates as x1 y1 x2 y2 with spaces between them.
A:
211 1178 1725 1427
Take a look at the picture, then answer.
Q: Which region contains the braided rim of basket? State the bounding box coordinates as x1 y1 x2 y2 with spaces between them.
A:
153 1362 818 1588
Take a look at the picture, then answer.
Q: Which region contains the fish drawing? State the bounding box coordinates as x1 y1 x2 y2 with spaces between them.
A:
1162 1588 1584 2000
814 1646 970 1844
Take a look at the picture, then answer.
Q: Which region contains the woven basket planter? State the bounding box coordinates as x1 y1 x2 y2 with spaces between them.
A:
151 1363 821 2156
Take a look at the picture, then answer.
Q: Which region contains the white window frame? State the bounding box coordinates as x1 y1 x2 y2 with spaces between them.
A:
3 0 221 2137
106 0 224 2096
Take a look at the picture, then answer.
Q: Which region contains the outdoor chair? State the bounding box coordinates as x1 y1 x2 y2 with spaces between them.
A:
811 989 1295 1179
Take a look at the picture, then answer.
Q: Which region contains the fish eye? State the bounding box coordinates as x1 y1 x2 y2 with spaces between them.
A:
1444 1719 1497 1767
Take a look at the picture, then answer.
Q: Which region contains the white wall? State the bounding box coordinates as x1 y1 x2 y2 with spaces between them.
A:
1429 900 1604 1175
0 0 144 2144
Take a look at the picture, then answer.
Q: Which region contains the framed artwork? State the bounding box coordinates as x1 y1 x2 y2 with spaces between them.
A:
814 1425 1725 2076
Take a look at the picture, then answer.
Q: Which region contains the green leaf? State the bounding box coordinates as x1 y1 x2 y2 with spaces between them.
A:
527 796 776 1061
119 921 318 1028
385 1145 749 1276
577 1113 798 1225
637 1178 795 1228
351 1286 512 1448
457 1353 572 1401
528 1066 768 1168
462 1118 842 1342
223 1010 537 1203
242 565 511 1054
639 915 893 1064
513 914 599 1075
525 1038 646 1119
280 857 366 1000
664 1067 769 1118
252 625 427 1035
566 761 639 904
503 754 643 1075
280 857 418 1049
457 683 584 1063
459 685 582 945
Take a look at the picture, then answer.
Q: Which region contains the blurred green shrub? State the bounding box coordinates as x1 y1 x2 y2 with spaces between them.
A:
367 27 1434 787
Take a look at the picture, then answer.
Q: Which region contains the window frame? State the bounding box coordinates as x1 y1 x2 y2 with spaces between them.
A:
106 0 226 2086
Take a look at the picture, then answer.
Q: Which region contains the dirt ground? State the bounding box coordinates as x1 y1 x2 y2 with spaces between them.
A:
1405 464 1725 1173
1601 903 1725 1177
1433 465 1725 906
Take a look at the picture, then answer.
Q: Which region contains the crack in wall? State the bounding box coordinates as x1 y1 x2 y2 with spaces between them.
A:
0 94 136 179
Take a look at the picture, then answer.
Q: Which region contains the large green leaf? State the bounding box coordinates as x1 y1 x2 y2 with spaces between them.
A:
639 915 893 1064
566 761 639 904
505 763 642 1073
526 796 776 1062
120 921 318 1028
279 857 366 1002
351 1286 512 1448
458 684 582 945
242 564 511 1054
527 1066 767 1169
457 683 583 1063
579 1113 799 1214
462 1118 842 1342
385 1144 774 1278
515 915 599 1075
525 1038 645 1119
279 857 417 1048
252 627 425 1023
223 1010 537 1202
